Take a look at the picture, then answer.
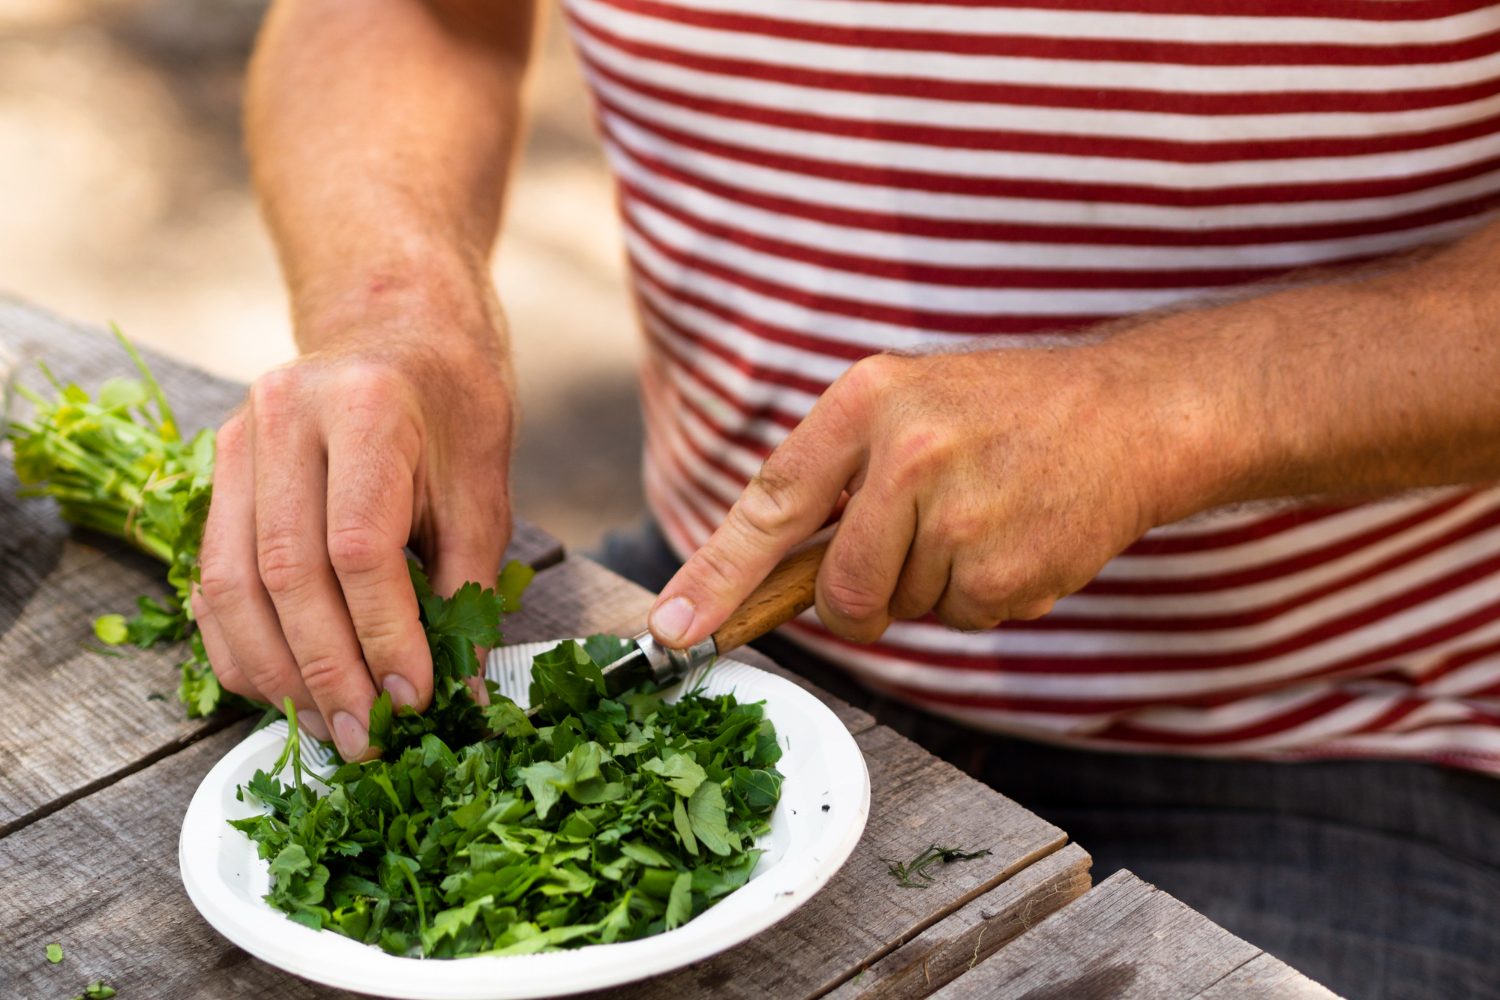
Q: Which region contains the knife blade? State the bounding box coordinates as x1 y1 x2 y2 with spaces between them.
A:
519 537 830 720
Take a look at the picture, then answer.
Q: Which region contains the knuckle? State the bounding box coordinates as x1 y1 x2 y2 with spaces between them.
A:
935 507 987 547
334 362 412 417
959 564 1027 614
197 560 246 605
735 467 799 540
239 656 293 700
327 523 389 578
257 534 316 595
214 666 254 698
840 353 902 403
820 576 886 623
888 427 955 487
686 542 744 595
297 652 351 695
249 366 299 414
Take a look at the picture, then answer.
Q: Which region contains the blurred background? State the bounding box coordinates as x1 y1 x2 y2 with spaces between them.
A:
0 0 644 550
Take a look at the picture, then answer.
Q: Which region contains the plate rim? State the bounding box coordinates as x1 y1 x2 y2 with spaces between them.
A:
178 645 870 999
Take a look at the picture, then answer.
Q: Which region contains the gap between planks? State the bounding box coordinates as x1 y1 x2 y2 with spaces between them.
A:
926 870 1342 1000
823 842 1093 1000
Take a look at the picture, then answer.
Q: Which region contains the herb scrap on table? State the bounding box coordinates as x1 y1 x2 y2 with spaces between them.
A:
45 942 63 964
883 844 992 889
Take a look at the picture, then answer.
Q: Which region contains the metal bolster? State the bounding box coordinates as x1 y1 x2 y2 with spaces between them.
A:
632 630 719 686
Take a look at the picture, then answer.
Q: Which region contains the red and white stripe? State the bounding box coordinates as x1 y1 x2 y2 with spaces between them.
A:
562 0 1500 774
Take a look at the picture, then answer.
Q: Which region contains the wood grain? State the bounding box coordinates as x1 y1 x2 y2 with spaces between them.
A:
712 539 828 654
826 844 1092 1000
0 722 364 1000
929 871 1298 1000
1193 954 1342 999
1 552 1069 1000
0 296 561 836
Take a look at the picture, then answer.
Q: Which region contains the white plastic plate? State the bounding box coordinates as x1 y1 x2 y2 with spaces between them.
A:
179 641 871 999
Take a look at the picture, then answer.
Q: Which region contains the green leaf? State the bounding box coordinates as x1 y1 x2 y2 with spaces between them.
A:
665 871 693 930
92 614 129 646
642 753 707 799
96 376 148 411
529 641 607 716
45 943 63 964
732 768 783 813
269 842 312 880
687 781 734 857
581 633 633 668
673 794 698 857
518 760 566 821
496 559 535 613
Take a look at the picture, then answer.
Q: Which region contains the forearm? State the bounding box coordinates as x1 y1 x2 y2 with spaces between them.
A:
1105 220 1500 526
245 0 536 350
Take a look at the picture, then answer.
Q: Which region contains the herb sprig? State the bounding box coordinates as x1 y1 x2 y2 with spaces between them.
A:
883 844 992 889
6 327 225 715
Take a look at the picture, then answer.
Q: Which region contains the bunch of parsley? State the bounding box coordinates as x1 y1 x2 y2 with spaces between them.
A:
6 328 226 714
232 632 785 956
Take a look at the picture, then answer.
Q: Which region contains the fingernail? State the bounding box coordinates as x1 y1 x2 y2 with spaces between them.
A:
650 596 696 645
299 711 331 742
331 710 369 760
383 674 418 709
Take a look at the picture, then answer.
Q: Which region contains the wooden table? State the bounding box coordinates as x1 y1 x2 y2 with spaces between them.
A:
0 298 1339 999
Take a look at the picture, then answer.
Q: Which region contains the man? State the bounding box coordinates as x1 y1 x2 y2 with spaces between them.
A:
195 1 1500 995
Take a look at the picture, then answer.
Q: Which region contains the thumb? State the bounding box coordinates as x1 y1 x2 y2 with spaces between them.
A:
649 413 861 649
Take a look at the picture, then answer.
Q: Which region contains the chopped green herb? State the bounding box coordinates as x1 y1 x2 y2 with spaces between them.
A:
883 844 992 889
45 942 63 963
74 981 115 1000
233 621 783 956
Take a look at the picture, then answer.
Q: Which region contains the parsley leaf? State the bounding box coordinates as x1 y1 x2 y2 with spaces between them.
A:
234 626 784 956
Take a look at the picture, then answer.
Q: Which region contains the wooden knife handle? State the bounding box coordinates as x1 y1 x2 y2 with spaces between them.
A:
711 539 830 655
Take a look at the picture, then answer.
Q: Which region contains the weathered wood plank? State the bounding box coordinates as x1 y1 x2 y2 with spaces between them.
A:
1194 954 1343 999
2 553 1068 1000
0 297 561 835
827 843 1092 1000
504 554 878 736
575 723 1068 1000
930 871 1267 1000
0 722 363 1000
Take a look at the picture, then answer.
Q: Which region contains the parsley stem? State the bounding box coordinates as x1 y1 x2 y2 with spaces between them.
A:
401 861 428 941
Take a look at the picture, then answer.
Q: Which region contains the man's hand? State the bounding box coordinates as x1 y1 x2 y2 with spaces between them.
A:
648 218 1500 653
647 345 1197 648
223 0 536 758
192 322 513 760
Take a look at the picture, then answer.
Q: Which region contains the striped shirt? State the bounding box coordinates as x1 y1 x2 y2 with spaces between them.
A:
559 0 1500 774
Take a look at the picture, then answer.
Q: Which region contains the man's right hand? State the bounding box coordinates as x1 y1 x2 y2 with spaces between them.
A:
191 317 514 761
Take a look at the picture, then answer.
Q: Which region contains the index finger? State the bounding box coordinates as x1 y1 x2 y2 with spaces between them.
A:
648 397 864 648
